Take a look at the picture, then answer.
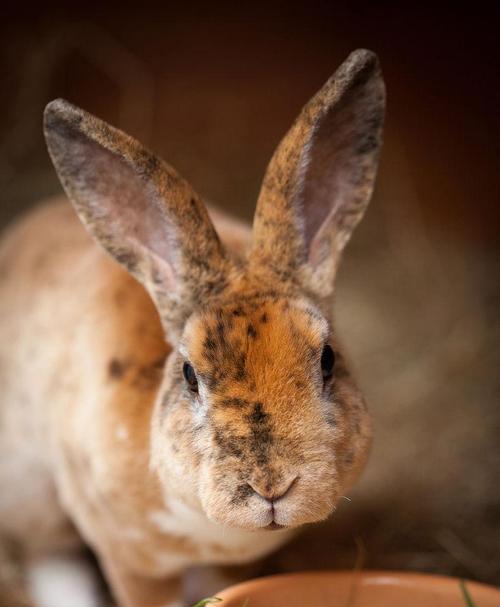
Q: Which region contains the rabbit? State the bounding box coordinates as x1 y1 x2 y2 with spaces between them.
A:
0 49 385 607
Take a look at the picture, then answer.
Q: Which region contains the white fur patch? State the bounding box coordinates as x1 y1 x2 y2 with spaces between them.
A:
27 552 103 607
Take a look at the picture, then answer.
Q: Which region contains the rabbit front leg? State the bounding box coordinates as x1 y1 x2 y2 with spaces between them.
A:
102 557 183 607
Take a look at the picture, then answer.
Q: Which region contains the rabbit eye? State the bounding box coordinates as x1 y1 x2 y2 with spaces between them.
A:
320 345 335 380
182 362 198 393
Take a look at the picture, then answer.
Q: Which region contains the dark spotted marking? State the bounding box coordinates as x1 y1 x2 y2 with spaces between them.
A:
343 451 354 466
247 323 257 338
199 369 226 392
113 249 139 273
201 278 228 297
247 402 274 466
233 365 247 382
151 264 168 286
203 336 217 354
108 358 127 379
249 402 268 425
260 312 268 323
214 428 244 460
201 319 248 389
135 148 161 178
216 320 226 340
231 482 254 505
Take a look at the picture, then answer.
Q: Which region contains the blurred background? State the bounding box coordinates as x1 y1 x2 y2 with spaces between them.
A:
0 0 499 601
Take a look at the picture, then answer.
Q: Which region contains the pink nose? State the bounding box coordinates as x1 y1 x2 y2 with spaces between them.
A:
247 475 298 502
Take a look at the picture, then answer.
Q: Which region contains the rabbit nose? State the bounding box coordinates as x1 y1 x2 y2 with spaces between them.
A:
247 475 298 503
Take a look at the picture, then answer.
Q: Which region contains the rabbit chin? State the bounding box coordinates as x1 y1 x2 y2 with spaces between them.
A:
201 487 338 531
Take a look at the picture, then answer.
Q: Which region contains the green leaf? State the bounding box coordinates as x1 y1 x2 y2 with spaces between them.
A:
460 580 476 607
191 597 222 607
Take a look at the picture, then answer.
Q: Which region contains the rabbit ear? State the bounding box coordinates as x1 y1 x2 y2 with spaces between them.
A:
249 49 385 297
44 99 231 335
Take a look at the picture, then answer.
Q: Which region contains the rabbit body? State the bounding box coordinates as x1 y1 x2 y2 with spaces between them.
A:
0 200 286 604
0 49 385 607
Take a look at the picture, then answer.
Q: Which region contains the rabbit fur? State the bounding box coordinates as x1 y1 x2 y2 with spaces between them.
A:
0 49 385 607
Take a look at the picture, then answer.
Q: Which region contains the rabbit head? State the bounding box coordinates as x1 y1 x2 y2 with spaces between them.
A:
44 49 385 531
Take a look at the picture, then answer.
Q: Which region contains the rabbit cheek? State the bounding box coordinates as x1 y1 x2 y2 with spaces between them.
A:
313 346 372 486
335 399 372 489
151 397 208 502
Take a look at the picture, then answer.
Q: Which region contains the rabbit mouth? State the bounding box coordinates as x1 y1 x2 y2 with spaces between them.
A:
265 521 287 531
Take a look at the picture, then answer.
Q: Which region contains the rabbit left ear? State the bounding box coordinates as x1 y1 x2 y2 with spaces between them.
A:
44 99 232 336
249 49 385 297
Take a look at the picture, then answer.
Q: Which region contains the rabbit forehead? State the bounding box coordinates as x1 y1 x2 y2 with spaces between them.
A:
181 296 330 393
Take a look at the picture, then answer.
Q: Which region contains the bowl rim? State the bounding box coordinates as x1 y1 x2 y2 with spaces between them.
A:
216 569 500 603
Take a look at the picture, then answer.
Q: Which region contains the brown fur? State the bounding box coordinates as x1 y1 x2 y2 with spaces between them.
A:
0 49 384 606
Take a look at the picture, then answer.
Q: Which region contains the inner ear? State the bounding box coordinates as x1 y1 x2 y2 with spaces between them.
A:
301 65 383 266
90 147 173 263
249 49 385 296
46 118 176 272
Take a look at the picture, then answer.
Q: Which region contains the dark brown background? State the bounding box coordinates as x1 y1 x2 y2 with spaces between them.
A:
1 1 499 597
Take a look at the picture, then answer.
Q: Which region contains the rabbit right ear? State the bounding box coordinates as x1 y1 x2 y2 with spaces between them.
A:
44 100 232 336
249 49 385 298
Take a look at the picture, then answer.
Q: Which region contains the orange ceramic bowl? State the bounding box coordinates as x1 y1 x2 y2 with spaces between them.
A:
216 570 500 607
